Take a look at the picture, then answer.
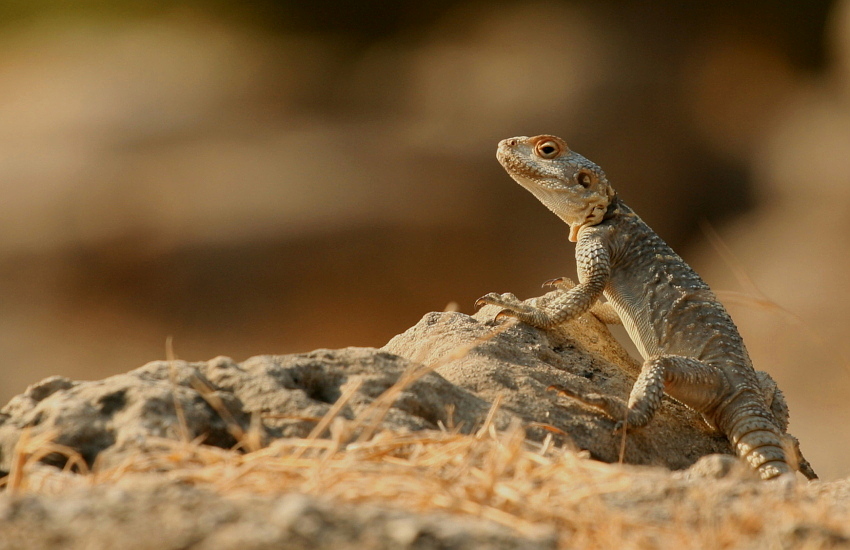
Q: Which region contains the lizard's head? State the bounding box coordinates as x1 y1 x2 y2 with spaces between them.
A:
497 135 615 242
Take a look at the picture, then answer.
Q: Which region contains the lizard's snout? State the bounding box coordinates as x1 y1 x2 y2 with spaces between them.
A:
499 137 527 149
496 138 518 164
497 138 517 151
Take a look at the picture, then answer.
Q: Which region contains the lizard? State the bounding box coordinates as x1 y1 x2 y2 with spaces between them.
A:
475 134 817 480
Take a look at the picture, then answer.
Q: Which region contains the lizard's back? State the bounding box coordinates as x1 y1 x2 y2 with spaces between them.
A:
594 200 761 415
600 202 749 365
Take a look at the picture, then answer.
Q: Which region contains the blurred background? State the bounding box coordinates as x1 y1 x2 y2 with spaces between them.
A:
0 0 849 479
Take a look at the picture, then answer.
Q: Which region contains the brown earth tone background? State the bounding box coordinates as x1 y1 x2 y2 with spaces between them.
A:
0 0 848 480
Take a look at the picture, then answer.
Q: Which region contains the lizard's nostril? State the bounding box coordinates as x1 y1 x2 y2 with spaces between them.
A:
508 139 517 146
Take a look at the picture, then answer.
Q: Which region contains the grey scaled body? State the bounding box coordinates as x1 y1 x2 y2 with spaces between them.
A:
476 135 816 480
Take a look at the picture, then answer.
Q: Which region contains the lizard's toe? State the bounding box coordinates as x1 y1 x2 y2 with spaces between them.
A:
474 293 502 309
475 292 523 309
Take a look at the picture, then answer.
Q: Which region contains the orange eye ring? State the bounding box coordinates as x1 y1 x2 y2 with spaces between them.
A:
535 140 561 159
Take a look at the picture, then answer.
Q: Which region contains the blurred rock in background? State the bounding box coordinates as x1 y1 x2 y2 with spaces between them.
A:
0 0 847 479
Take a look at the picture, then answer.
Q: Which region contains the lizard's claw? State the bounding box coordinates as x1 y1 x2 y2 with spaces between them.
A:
494 309 518 322
542 277 565 288
611 420 626 436
542 277 576 291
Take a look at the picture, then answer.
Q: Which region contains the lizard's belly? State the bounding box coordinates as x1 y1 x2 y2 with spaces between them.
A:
603 287 662 361
604 276 736 363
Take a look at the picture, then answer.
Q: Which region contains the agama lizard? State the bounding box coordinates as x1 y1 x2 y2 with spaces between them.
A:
475 134 817 480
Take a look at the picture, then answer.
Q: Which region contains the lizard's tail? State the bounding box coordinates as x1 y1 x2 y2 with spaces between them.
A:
720 399 793 480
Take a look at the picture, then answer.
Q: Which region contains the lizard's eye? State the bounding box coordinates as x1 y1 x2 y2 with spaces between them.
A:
535 140 561 159
577 172 592 188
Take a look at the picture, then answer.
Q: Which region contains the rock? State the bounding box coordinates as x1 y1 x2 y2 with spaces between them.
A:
679 453 756 481
384 299 732 469
0 348 504 473
0 297 731 475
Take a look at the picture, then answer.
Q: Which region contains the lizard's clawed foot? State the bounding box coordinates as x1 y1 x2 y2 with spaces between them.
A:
476 292 555 327
474 292 535 321
475 292 515 309
542 277 576 291
549 384 627 434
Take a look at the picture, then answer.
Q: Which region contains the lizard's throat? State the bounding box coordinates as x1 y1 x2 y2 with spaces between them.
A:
521 186 609 242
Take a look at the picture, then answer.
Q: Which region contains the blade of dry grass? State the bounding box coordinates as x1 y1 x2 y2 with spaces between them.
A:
166 336 191 444
2 428 88 494
290 378 363 460
701 220 850 376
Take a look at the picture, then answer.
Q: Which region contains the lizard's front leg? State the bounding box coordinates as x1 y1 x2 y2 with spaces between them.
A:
475 281 605 329
475 233 611 329
544 277 621 325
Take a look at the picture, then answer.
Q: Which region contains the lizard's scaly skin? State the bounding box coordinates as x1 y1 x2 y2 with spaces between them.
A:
477 135 816 480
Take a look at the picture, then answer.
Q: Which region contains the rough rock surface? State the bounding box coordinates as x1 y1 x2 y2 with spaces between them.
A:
384 299 732 469
0 296 732 474
0 349 500 473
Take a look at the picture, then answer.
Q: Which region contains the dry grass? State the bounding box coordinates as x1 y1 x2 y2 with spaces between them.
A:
5 394 848 549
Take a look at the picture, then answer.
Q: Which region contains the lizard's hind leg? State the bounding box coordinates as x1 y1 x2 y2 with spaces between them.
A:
553 355 726 431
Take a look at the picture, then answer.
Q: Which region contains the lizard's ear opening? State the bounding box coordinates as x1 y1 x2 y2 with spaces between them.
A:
577 171 593 188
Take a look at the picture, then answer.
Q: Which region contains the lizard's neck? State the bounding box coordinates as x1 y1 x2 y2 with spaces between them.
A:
602 194 635 225
603 195 628 220
567 193 626 242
